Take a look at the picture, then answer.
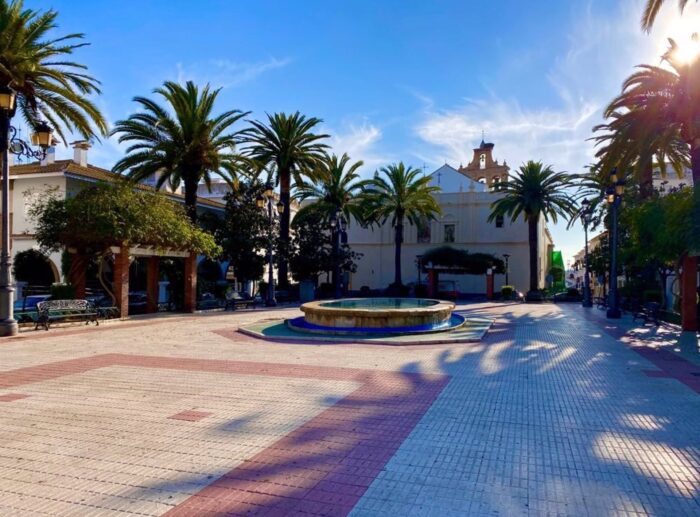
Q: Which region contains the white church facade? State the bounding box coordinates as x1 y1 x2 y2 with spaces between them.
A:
346 140 554 295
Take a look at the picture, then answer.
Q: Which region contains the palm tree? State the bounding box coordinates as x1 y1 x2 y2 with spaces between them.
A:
488 161 576 299
0 0 107 142
294 153 367 223
592 107 688 199
642 0 696 32
111 81 249 223
363 163 441 287
241 112 329 285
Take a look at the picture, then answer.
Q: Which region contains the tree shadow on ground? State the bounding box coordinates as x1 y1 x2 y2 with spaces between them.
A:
110 303 699 515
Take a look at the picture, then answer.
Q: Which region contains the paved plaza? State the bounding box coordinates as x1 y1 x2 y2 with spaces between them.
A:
0 302 698 516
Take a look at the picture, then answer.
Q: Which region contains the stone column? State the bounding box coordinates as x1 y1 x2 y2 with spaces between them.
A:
68 253 87 299
486 268 494 300
113 246 130 318
680 255 698 332
146 256 159 314
183 253 197 313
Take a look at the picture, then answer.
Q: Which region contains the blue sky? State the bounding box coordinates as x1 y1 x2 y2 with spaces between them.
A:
30 0 700 262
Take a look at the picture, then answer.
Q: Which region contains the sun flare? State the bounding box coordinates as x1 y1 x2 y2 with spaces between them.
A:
659 13 700 64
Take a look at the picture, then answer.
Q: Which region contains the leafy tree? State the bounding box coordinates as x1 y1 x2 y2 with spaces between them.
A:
112 81 249 223
363 163 441 287
488 161 577 297
211 181 277 284
12 249 55 285
295 153 368 224
29 182 220 257
289 209 361 285
241 112 329 286
421 246 505 275
0 0 107 142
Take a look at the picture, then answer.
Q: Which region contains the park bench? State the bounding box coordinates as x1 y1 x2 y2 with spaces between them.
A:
35 299 99 331
225 291 257 311
633 301 661 326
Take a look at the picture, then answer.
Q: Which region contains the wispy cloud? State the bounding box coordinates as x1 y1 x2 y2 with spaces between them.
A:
328 120 391 176
176 56 292 88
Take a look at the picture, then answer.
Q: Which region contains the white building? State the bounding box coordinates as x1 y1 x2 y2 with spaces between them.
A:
346 141 555 295
5 142 225 286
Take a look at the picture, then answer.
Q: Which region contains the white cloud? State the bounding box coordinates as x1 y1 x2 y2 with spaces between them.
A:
176 56 291 88
412 0 700 262
328 121 390 176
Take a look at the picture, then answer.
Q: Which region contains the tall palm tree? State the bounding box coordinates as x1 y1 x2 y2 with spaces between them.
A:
488 161 576 298
363 162 441 287
0 0 107 142
294 153 367 223
241 112 329 285
111 81 249 223
642 0 696 32
592 107 688 199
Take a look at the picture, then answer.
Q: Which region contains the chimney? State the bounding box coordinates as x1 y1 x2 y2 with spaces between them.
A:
71 140 90 167
40 146 56 166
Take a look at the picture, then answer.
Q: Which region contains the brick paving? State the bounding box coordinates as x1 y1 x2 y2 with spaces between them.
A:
0 302 698 516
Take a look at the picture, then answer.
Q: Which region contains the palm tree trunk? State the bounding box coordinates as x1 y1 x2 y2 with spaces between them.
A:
528 217 539 293
640 162 654 200
184 177 199 224
278 169 291 287
394 218 403 286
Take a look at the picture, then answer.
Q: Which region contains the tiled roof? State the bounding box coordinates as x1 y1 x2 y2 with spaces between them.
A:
10 160 225 209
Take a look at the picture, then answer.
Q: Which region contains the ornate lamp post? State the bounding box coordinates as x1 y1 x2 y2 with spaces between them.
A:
502 253 510 285
329 209 347 299
0 84 53 336
605 169 625 319
257 183 283 307
581 198 593 308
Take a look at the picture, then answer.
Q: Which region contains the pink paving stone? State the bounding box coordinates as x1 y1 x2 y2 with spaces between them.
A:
168 410 212 422
0 393 29 402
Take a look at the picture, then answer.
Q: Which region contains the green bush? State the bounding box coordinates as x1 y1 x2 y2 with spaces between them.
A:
415 284 429 298
50 283 75 300
567 287 580 297
501 285 515 299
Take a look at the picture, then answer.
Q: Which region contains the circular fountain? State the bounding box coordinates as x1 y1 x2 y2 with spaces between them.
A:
286 298 466 336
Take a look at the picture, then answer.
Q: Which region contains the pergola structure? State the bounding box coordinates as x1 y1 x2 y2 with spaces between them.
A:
425 265 496 300
68 245 197 318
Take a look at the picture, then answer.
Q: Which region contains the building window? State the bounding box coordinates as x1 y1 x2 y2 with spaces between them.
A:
479 154 486 169
495 215 504 228
417 217 431 243
444 223 455 243
477 177 486 184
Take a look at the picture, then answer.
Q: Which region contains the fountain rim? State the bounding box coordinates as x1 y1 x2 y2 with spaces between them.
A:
300 297 455 318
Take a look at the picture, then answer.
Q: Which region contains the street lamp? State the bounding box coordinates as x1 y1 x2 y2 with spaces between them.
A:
502 253 510 285
0 84 53 336
581 198 593 308
330 208 347 299
258 183 282 307
605 169 625 319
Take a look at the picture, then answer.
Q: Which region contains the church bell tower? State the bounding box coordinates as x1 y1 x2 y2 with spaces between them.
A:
459 139 509 189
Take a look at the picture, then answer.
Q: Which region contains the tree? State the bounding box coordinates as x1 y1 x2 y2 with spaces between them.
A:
289 209 361 286
111 81 249 223
241 112 329 286
212 181 277 284
488 161 576 298
602 38 700 250
0 0 107 142
363 163 441 287
295 153 368 223
29 182 220 257
641 0 696 32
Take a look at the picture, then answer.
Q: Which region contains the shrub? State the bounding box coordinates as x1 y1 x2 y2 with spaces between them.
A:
415 284 429 298
567 287 580 297
50 283 75 300
501 285 515 299
643 290 662 303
